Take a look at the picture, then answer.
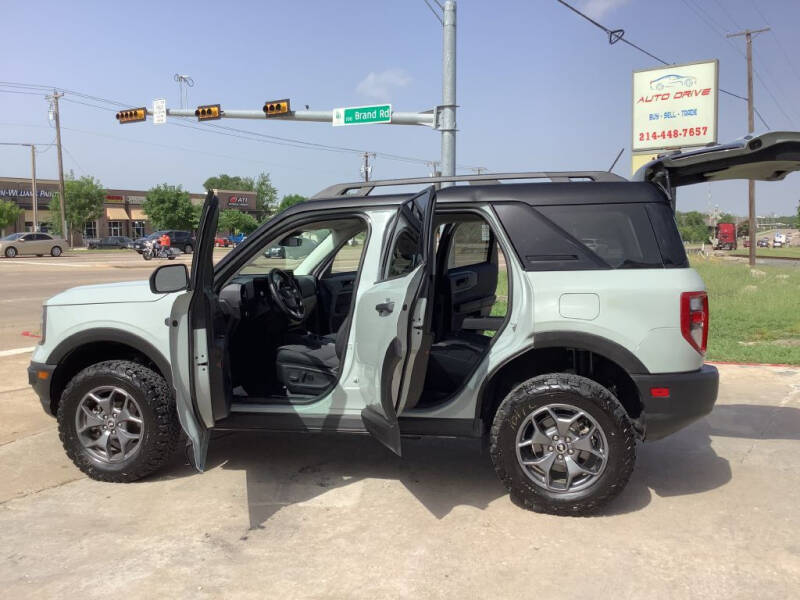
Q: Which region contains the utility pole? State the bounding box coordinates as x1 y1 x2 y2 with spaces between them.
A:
360 152 375 182
727 27 769 267
47 91 69 243
440 0 457 183
30 145 38 231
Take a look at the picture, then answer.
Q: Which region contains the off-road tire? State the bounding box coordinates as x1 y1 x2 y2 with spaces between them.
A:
489 373 636 516
57 360 180 482
50 246 62 257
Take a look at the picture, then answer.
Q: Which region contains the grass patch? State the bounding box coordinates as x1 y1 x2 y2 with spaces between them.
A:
491 268 508 317
691 256 800 364
731 247 800 259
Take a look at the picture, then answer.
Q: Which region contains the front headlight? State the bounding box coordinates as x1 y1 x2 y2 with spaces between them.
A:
39 305 47 345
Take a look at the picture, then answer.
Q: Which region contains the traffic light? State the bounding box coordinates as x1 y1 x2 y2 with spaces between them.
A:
263 99 291 118
115 107 147 124
195 104 222 121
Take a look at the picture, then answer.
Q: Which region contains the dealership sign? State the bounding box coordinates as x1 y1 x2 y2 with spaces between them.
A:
632 60 718 152
227 195 251 208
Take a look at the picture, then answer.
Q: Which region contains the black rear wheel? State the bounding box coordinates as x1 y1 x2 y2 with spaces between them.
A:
490 373 636 515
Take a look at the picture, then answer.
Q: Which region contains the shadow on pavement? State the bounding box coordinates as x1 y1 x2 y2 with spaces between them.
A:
154 406 761 527
706 404 800 440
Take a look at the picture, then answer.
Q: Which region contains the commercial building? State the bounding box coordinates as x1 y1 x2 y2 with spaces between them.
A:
0 177 261 245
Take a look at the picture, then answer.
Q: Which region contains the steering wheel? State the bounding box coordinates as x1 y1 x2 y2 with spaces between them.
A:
267 268 305 321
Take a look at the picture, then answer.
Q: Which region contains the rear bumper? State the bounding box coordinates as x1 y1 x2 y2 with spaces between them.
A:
28 361 56 416
632 364 719 441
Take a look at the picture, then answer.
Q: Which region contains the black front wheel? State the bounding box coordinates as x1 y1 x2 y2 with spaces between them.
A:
490 374 636 516
57 361 181 482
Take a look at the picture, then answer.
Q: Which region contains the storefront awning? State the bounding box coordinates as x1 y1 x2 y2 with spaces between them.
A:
129 208 147 220
105 207 130 220
24 210 52 222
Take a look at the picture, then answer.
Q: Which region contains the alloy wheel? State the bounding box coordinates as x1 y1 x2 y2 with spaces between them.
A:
515 403 608 493
75 386 144 463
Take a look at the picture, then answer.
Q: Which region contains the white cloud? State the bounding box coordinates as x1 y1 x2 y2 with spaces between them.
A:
581 0 632 19
356 69 412 100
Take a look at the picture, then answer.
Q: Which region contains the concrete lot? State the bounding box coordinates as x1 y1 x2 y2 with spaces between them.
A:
1 252 799 598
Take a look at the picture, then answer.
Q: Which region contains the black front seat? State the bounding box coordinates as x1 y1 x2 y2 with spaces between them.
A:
275 316 350 395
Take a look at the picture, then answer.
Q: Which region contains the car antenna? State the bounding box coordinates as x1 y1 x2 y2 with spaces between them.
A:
608 147 624 172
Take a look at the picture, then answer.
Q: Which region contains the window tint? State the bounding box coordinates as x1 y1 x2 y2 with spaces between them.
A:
645 203 689 268
448 222 492 268
330 233 366 274
386 227 421 278
536 204 663 269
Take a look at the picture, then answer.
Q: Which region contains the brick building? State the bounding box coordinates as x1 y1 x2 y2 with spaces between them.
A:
0 177 259 245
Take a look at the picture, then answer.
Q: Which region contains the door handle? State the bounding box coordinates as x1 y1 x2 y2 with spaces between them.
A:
375 301 395 316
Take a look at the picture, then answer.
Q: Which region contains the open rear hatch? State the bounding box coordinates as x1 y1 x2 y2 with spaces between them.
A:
634 131 800 190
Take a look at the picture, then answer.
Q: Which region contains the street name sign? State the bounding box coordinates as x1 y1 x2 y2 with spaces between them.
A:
632 60 718 152
153 98 167 125
332 104 392 127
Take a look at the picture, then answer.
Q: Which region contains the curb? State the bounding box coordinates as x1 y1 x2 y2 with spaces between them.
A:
707 360 798 368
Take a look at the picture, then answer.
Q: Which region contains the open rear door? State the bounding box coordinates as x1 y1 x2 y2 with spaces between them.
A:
168 191 220 471
356 187 437 455
635 131 800 191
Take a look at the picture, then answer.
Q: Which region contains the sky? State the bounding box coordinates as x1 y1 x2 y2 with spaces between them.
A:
2 0 799 216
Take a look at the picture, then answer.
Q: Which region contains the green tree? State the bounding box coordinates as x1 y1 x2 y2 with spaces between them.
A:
718 213 737 224
277 194 307 213
218 209 258 235
48 175 105 244
143 184 196 230
676 211 710 243
0 199 21 236
738 220 750 238
254 172 278 215
202 174 255 192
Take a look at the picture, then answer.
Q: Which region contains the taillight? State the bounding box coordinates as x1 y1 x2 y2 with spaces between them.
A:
680 291 708 355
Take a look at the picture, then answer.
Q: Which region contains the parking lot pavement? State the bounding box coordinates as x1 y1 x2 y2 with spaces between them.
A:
1 357 798 599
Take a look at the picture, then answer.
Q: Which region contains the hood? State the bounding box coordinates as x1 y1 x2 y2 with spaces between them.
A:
46 280 165 306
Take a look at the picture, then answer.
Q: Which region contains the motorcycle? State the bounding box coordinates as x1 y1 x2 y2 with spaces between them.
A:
141 240 177 261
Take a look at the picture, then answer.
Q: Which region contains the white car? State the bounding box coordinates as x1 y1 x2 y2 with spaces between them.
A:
28 132 800 515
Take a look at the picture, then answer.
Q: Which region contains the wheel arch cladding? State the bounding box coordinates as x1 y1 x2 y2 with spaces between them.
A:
478 333 646 432
47 329 173 415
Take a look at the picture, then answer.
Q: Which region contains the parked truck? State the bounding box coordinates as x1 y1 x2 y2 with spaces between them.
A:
714 222 737 250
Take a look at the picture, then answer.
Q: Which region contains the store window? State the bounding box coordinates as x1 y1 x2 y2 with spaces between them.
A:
84 220 98 239
132 221 146 238
108 221 122 236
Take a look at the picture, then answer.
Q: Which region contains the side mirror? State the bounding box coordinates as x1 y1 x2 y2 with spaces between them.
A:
280 235 302 247
150 263 189 294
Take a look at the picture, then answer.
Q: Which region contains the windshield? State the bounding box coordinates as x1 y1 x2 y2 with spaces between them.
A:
239 228 331 275
1 233 24 241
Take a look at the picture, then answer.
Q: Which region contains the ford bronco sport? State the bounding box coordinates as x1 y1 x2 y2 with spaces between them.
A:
28 132 800 514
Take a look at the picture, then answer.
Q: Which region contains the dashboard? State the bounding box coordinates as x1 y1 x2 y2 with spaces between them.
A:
219 273 318 322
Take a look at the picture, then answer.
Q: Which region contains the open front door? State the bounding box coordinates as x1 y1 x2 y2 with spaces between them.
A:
635 131 800 191
357 187 437 455
168 191 220 471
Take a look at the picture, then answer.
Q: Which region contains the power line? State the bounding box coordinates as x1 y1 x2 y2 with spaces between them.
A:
710 0 741 31
2 80 468 169
555 0 770 128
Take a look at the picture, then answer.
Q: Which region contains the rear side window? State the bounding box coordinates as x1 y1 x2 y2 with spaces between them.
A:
494 202 673 271
537 204 662 269
449 222 492 268
646 203 689 267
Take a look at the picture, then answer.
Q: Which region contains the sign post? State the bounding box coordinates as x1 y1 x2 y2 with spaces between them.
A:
153 98 167 125
332 104 392 127
632 60 719 153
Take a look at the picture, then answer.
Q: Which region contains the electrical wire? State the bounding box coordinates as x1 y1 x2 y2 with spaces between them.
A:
1 80 467 170
555 0 771 129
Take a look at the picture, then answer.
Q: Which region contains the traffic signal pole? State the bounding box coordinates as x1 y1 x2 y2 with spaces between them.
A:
151 107 436 127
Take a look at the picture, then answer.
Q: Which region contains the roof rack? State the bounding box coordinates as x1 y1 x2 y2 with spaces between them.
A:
312 171 627 198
